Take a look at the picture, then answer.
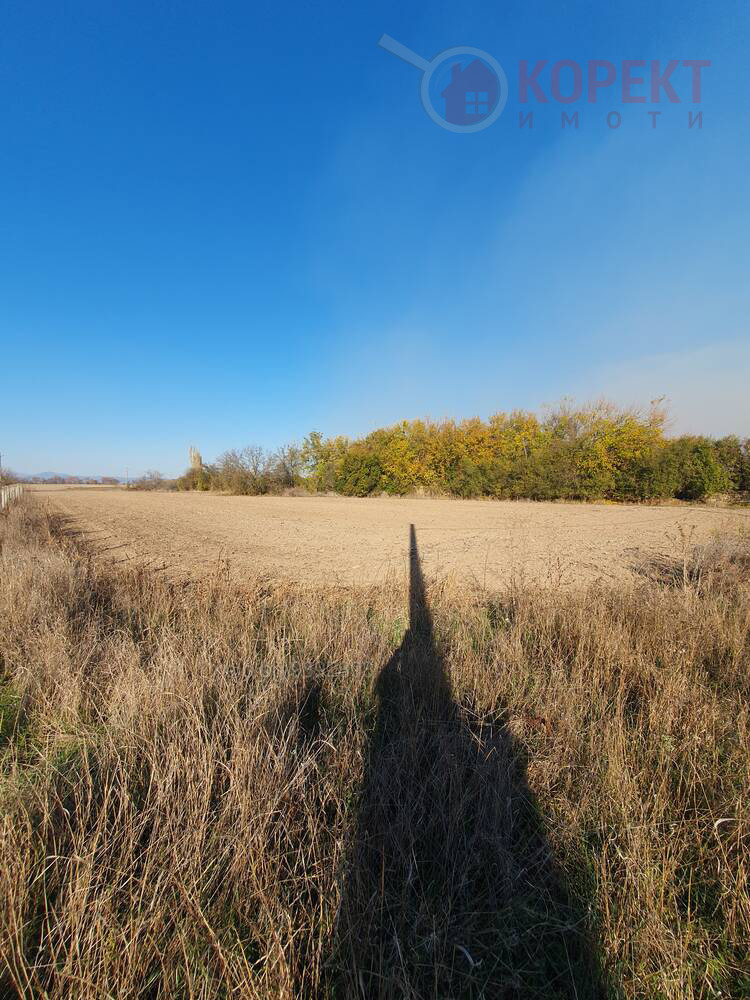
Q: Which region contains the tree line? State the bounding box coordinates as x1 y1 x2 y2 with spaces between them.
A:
176 401 749 502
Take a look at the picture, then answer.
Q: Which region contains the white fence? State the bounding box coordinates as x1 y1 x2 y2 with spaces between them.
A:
0 484 23 511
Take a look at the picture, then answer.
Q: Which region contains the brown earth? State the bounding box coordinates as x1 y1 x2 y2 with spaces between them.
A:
27 484 750 590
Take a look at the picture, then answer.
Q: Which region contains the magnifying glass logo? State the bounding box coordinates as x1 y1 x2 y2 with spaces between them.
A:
379 35 508 133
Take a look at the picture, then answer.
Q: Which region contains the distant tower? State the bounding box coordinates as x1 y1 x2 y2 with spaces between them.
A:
189 446 203 470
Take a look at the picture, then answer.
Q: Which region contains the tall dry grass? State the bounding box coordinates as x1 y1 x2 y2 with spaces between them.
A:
0 497 748 998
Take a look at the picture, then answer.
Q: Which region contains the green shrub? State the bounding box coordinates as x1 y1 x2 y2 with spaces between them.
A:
445 457 486 498
336 448 383 496
658 437 731 501
713 436 750 492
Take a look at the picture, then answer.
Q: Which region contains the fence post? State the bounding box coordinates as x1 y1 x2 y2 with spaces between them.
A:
1 484 23 511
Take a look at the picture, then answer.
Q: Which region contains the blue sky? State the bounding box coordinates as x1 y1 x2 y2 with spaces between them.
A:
2 0 748 477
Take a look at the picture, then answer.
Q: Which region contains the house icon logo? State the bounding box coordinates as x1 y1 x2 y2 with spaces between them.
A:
378 36 508 133
441 59 499 126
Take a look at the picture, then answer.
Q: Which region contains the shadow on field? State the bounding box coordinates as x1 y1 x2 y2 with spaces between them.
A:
331 525 607 999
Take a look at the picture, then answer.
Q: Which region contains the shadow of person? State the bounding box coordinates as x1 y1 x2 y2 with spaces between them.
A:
331 525 607 999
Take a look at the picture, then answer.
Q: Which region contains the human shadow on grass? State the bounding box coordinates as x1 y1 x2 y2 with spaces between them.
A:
331 525 609 999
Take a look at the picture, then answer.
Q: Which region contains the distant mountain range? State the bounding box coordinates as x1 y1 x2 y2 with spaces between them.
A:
17 472 126 483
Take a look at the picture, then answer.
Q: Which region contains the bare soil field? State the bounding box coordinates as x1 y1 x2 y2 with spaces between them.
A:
28 485 749 588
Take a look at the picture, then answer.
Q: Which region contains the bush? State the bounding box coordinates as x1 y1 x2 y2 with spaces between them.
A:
336 448 383 496
658 437 731 501
444 457 487 498
713 435 750 493
176 466 213 491
132 470 164 491
213 448 268 495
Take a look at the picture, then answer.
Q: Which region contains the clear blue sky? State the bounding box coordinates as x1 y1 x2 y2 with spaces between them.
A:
2 0 748 477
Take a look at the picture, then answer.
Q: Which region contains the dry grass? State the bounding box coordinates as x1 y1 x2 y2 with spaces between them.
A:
0 497 748 999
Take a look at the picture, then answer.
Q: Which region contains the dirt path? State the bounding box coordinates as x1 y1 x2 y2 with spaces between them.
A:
29 485 748 589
